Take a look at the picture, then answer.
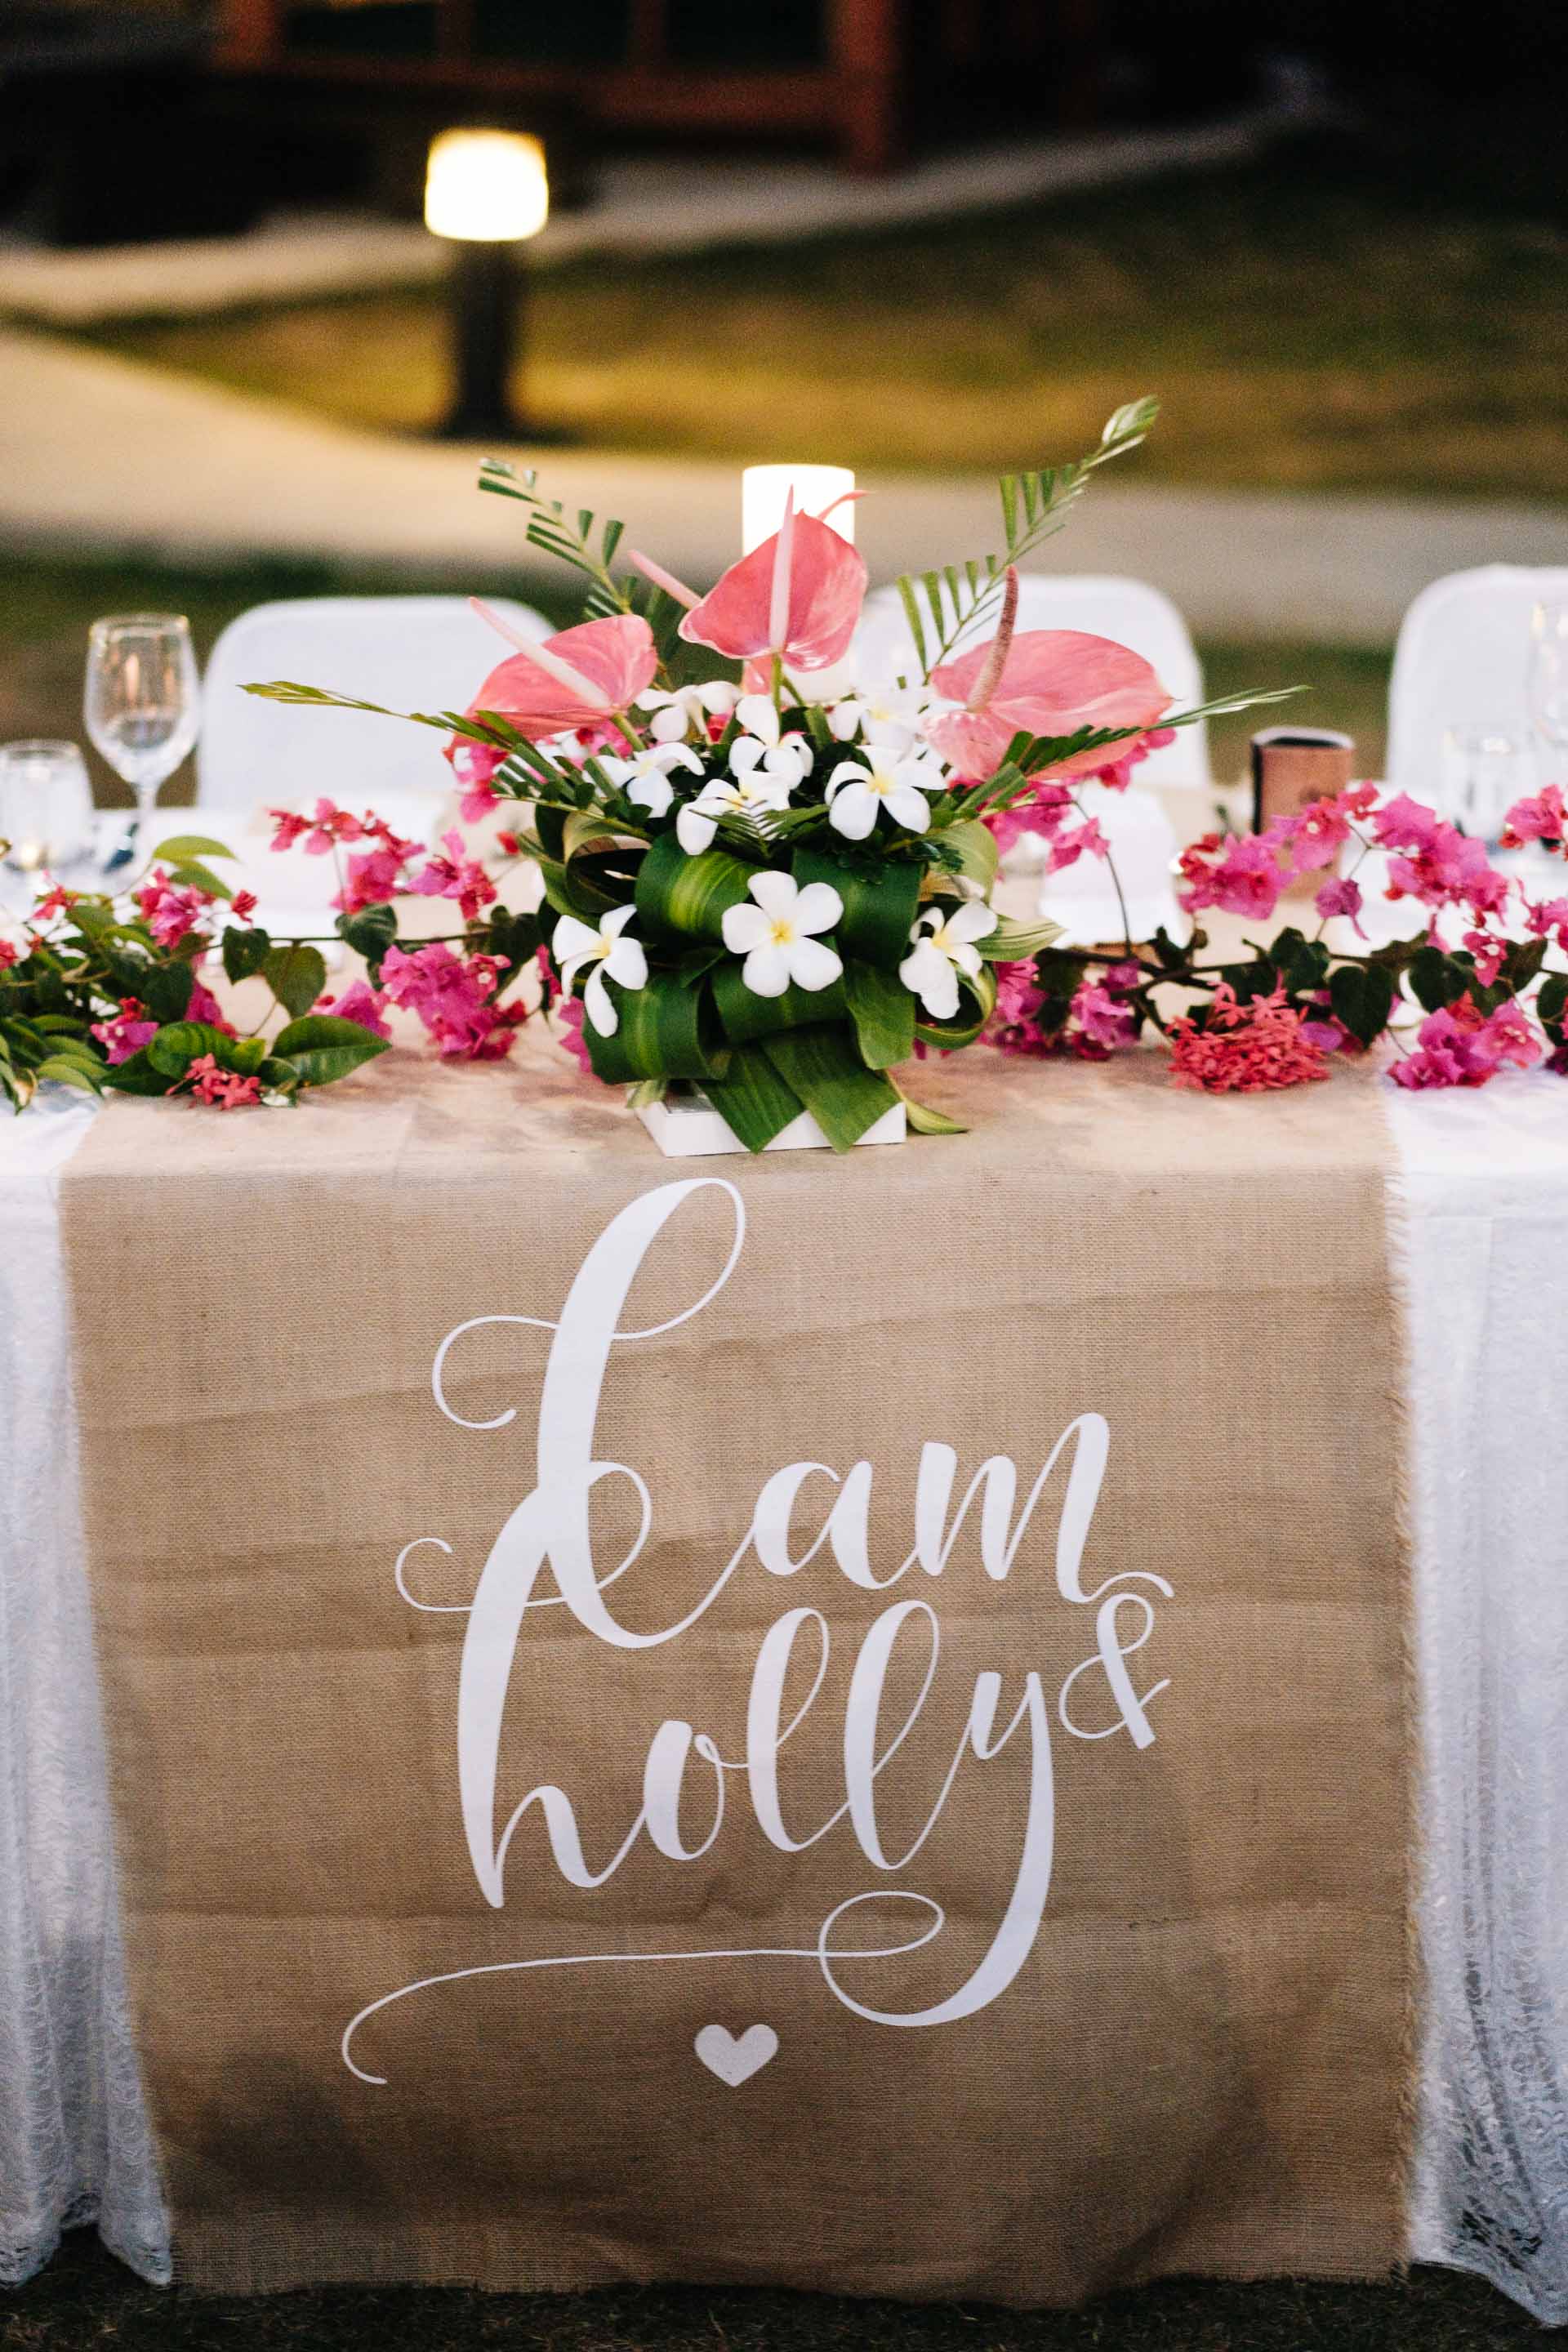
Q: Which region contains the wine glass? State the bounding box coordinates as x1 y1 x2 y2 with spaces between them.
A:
1441 722 1530 849
0 741 95 880
1528 601 1568 779
83 615 200 868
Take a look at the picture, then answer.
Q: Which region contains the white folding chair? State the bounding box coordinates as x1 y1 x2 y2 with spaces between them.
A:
1386 564 1568 804
196 595 553 813
852 574 1209 788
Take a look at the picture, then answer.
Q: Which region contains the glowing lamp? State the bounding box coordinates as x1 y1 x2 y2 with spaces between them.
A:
425 128 559 444
424 130 549 244
742 465 856 555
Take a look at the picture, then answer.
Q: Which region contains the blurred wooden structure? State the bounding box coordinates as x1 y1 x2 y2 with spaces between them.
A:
211 0 1099 176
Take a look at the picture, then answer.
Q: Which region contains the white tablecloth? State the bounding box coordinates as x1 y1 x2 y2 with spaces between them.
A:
3 1078 1566 2316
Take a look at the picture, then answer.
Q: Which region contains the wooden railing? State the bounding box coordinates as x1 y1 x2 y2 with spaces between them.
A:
212 0 906 173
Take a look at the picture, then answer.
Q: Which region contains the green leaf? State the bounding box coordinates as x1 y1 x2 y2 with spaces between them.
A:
761 1024 900 1152
222 922 273 984
635 835 755 946
145 1021 234 1078
712 959 848 1045
974 913 1062 964
940 819 1000 893
899 1092 968 1138
583 972 727 1085
1330 961 1395 1047
272 1013 391 1087
33 1055 104 1094
700 1043 805 1152
140 960 194 1025
843 961 916 1071
1407 943 1468 1013
1539 973 1568 1036
166 858 234 902
151 834 235 863
792 847 920 973
335 902 399 978
262 942 327 1021
102 1047 176 1097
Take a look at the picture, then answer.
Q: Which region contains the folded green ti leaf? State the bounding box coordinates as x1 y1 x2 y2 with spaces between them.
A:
761 1024 901 1153
583 970 729 1085
636 835 756 945
792 847 920 973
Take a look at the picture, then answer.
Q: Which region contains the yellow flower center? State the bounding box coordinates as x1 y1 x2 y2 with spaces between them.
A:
768 918 795 947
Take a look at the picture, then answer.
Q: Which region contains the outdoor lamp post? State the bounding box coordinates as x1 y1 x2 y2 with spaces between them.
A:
424 128 550 443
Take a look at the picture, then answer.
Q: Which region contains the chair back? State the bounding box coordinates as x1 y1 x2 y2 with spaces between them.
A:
1387 564 1568 804
853 573 1209 786
197 595 551 812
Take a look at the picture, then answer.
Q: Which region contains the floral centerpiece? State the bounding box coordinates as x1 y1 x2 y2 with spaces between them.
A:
235 398 1281 1150
4 399 1565 1125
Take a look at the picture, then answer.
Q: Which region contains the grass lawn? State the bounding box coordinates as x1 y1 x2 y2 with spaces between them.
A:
0 550 1392 811
78 138 1568 501
2 2235 1550 2352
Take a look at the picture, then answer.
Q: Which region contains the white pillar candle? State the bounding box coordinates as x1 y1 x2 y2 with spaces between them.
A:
742 465 856 555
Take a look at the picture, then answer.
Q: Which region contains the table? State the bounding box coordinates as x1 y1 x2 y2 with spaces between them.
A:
4 1064 1568 2314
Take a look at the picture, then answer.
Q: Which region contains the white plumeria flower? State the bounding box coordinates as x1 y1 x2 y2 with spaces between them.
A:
825 745 941 841
898 900 996 1022
636 680 741 744
598 740 702 818
827 681 928 750
721 870 844 1000
552 905 648 1037
676 760 800 854
728 693 813 786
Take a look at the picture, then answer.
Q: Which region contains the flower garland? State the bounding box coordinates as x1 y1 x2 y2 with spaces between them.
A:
3 401 1563 1126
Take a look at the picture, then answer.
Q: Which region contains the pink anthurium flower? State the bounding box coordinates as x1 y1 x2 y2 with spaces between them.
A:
679 501 868 673
925 629 1171 778
461 608 659 742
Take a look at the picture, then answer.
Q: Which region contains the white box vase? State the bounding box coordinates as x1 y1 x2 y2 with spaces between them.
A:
637 1085 906 1158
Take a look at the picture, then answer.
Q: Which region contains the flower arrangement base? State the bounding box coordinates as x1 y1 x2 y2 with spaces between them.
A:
637 1089 906 1159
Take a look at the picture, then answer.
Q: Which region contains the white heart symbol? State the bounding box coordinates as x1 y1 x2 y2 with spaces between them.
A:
693 2024 778 2087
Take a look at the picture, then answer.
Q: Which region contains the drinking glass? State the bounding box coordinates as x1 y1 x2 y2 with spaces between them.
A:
0 740 96 876
83 614 200 863
1529 601 1568 775
1441 722 1530 847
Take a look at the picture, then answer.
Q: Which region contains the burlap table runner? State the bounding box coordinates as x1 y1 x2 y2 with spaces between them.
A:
60 1032 1410 2299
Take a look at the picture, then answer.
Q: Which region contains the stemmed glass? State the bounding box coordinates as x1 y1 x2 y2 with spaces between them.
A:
83 615 201 870
1528 601 1568 779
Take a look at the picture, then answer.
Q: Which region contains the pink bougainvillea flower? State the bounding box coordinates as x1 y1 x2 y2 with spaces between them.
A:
1526 894 1568 953
460 608 657 743
333 830 420 916
1314 875 1366 936
317 978 392 1039
446 734 506 821
135 867 212 950
268 798 364 856
678 500 868 672
185 970 236 1036
379 940 523 1061
925 629 1170 779
1178 831 1289 922
411 828 497 923
1501 783 1567 848
1071 978 1139 1050
0 939 17 969
1168 982 1330 1094
554 992 595 1073
90 996 158 1066
1391 992 1540 1090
